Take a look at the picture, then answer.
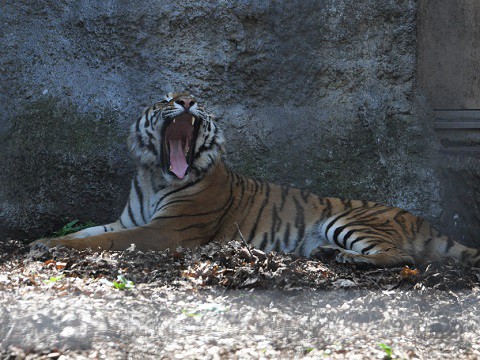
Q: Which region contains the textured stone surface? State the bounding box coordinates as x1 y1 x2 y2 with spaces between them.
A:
1 0 442 240
418 0 480 109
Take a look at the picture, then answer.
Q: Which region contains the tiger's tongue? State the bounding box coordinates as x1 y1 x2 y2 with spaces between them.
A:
169 139 188 179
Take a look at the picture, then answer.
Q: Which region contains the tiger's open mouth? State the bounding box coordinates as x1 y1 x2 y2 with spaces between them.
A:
164 113 197 179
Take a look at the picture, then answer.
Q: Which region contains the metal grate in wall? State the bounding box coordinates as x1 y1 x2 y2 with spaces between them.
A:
434 110 480 156
434 110 480 129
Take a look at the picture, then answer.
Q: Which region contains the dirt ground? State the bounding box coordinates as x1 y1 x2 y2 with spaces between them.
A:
1 239 480 359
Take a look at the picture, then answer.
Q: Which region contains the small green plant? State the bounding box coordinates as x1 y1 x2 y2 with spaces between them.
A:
304 346 315 353
100 275 135 290
181 309 203 318
52 219 96 237
43 274 65 284
379 343 393 359
113 275 135 290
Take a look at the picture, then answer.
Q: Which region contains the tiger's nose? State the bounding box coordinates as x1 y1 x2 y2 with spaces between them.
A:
175 97 196 110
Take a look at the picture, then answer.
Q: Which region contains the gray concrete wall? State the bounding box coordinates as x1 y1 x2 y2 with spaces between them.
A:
417 0 480 109
1 0 441 241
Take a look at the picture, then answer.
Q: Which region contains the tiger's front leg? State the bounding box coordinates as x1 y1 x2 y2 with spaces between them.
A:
30 219 206 252
30 220 126 250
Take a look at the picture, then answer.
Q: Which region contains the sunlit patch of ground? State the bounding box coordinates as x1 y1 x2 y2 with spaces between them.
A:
1 240 480 359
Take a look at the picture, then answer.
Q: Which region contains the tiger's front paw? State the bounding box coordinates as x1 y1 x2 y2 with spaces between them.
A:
29 238 63 251
335 251 356 264
28 238 61 259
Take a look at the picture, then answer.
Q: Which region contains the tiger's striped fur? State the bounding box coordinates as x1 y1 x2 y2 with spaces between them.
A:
31 93 480 267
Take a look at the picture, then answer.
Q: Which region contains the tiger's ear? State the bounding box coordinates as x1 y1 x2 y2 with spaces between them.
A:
165 93 174 101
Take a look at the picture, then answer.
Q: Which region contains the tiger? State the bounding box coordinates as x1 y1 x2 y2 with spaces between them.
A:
31 92 480 267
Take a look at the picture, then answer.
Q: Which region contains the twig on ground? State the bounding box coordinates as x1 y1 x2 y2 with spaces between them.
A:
235 222 253 257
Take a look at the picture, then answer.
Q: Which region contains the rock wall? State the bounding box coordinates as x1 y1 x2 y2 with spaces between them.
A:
418 0 480 109
1 0 441 240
